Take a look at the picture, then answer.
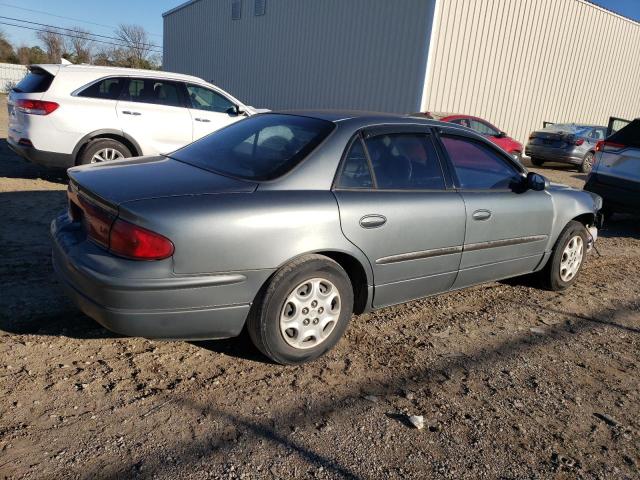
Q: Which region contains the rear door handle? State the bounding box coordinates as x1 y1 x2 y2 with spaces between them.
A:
195 118 211 123
472 209 492 221
122 111 141 116
359 214 387 229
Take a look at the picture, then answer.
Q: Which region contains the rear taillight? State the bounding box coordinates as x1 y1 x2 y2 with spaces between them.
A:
599 140 626 151
574 138 584 146
109 219 174 260
595 140 604 152
77 196 115 248
16 99 59 115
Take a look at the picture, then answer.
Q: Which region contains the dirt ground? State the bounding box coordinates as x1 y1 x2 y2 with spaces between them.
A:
0 95 638 480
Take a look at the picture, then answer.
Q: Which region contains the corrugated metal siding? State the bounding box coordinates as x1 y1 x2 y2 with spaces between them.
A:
164 0 436 112
421 0 640 145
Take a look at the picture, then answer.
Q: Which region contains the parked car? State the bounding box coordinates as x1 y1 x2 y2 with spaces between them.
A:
525 123 607 173
584 119 640 217
52 112 601 364
7 64 257 168
412 112 524 161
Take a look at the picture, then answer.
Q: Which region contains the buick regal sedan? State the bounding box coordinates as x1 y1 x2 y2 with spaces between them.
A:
52 112 602 364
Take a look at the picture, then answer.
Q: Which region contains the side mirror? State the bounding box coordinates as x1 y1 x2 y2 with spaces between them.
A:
226 105 246 116
526 172 549 191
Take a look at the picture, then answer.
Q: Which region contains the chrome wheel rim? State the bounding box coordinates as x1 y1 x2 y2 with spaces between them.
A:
279 277 341 350
560 235 583 282
91 148 124 163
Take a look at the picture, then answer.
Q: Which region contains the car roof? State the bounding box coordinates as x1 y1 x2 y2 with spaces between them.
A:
273 110 450 127
31 64 207 84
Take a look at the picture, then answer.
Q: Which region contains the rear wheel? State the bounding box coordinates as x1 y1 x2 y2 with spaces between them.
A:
79 138 132 165
531 157 544 167
580 152 595 173
540 221 588 291
247 254 354 365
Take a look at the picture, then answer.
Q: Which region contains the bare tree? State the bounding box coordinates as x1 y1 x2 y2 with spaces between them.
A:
36 29 65 63
66 27 93 64
115 24 152 68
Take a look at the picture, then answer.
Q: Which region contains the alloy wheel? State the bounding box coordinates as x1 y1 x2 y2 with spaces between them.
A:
91 148 125 163
560 235 584 282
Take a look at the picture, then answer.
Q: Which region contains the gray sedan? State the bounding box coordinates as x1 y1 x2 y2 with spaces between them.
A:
52 112 602 364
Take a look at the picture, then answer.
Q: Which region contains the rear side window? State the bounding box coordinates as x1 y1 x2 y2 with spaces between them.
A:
336 138 373 189
77 77 126 100
365 133 445 190
123 78 185 107
441 135 522 189
13 69 54 93
169 114 335 181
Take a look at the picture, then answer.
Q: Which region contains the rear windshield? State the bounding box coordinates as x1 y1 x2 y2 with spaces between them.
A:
13 69 54 93
542 124 591 136
169 114 336 181
608 119 640 148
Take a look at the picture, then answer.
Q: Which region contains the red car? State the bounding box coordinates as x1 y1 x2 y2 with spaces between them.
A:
413 112 524 161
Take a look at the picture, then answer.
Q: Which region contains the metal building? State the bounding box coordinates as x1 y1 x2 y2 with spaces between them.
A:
163 0 640 143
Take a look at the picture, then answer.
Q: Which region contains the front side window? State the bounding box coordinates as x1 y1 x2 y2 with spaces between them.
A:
169 114 335 181
441 135 522 190
336 138 373 189
364 133 445 190
78 77 126 100
123 78 185 107
186 84 235 113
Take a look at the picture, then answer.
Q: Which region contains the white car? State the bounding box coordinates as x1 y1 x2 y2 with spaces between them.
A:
7 64 257 167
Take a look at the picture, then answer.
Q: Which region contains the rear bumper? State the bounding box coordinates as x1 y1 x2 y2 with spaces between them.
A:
51 214 269 340
524 144 583 165
8 137 73 169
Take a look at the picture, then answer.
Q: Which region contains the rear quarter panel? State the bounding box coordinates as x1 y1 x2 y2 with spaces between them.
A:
118 191 373 280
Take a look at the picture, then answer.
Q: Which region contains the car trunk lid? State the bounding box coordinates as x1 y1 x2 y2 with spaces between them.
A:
68 155 258 207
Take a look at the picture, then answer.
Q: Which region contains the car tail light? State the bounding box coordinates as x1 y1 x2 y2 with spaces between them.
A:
598 140 626 151
77 196 115 248
109 219 174 260
574 138 584 146
15 99 59 115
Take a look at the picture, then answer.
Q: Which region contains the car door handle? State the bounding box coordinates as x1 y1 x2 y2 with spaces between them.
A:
122 111 141 116
194 118 211 123
472 209 492 221
359 214 387 229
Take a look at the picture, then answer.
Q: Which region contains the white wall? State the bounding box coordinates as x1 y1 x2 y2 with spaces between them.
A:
0 63 27 93
422 0 640 144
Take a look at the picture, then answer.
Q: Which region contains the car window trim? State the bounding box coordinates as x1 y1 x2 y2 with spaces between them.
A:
119 77 190 108
185 82 238 113
434 129 526 191
332 132 377 190
71 75 128 99
333 128 454 192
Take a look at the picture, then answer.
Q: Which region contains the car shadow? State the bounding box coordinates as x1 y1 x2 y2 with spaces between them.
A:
600 213 640 240
0 138 68 184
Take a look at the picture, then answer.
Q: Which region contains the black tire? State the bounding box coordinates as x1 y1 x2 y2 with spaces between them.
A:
539 220 588 291
78 138 132 165
531 158 545 167
247 254 354 365
580 152 595 173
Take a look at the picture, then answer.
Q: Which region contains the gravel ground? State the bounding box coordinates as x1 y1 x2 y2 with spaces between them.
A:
1 95 638 479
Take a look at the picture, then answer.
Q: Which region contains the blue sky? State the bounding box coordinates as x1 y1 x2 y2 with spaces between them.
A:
1 0 639 53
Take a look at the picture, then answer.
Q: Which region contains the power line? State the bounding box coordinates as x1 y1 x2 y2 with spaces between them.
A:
0 2 163 37
0 21 163 53
0 15 163 50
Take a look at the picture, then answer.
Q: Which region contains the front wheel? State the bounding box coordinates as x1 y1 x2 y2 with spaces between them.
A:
580 152 595 173
247 254 354 365
540 221 588 291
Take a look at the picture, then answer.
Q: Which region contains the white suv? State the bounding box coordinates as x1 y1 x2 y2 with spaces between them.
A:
7 64 257 167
